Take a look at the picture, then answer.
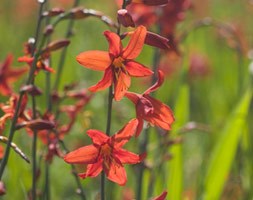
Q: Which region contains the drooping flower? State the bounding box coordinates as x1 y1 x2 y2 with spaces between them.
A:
64 119 144 185
125 70 174 136
18 39 70 75
0 54 28 96
76 26 153 101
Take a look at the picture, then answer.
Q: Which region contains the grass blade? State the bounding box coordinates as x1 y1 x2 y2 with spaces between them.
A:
167 84 190 200
202 87 252 200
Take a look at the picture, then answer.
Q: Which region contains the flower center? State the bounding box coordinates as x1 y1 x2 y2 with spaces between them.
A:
101 143 112 158
113 56 124 68
101 143 114 170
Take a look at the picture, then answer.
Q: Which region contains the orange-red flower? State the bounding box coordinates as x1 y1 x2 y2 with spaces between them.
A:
76 26 153 101
0 54 27 96
64 119 144 185
0 94 28 134
125 70 174 136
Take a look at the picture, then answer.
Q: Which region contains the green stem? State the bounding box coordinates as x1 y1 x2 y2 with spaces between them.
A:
59 140 87 200
32 95 38 200
101 86 114 200
136 133 149 200
44 162 50 200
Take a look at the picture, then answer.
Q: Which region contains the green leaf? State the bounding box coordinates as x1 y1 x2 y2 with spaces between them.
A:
167 84 190 200
202 87 252 200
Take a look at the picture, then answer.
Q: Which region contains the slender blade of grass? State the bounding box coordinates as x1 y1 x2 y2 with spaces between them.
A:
202 87 252 200
167 84 190 200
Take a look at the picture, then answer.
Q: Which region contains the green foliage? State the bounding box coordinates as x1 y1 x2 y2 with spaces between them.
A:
202 87 252 200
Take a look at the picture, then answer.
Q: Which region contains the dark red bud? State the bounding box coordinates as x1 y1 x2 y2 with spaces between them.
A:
0 182 6 196
51 91 61 102
117 9 135 27
20 85 42 96
43 25 54 36
145 32 169 49
69 7 91 19
42 39 70 54
66 90 88 99
42 8 65 17
16 119 55 131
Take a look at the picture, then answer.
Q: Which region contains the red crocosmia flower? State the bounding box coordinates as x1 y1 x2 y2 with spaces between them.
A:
76 26 153 101
64 119 144 185
0 54 28 96
152 191 168 200
0 94 28 134
125 70 174 136
18 55 55 75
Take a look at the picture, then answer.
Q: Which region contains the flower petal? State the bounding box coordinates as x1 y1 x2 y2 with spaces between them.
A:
86 129 109 145
104 31 122 57
111 119 138 148
114 71 131 101
122 26 147 59
7 67 28 81
76 51 111 71
136 117 144 137
79 159 103 179
125 61 153 77
144 70 164 94
0 82 12 96
124 91 140 104
115 149 142 164
89 68 113 92
64 145 99 164
105 161 127 186
1 54 13 71
144 96 174 130
147 96 175 124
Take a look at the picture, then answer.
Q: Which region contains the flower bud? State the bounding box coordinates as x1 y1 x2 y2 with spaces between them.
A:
0 182 6 196
145 32 169 49
42 8 65 17
43 25 54 36
16 119 55 131
117 9 135 27
42 39 70 53
20 85 42 96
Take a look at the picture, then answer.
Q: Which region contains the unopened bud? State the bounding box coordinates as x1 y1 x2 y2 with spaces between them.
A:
16 119 55 131
117 9 135 28
42 8 65 17
42 39 70 53
66 90 88 99
20 85 42 96
0 182 6 196
69 7 90 19
145 31 169 49
43 25 54 36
